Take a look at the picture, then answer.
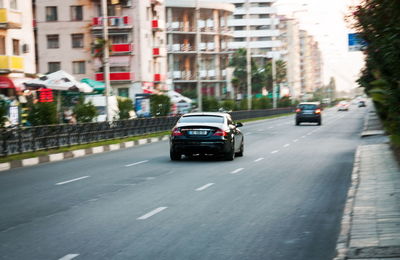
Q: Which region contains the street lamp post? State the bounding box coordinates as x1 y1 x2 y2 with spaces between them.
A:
101 0 111 122
195 0 202 111
245 0 252 110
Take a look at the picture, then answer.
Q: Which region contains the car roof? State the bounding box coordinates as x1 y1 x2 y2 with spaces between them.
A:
182 112 229 117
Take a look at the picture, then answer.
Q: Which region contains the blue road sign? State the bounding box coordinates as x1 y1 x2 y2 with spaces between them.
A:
348 33 367 51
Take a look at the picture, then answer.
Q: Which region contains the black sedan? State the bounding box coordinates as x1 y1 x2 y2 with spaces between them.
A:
169 112 244 161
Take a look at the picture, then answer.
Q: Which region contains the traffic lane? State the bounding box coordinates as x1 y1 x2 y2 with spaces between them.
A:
0 108 364 259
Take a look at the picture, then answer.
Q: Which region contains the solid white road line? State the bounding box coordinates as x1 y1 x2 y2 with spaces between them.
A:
283 144 290 148
125 160 149 167
137 207 168 220
196 183 215 191
254 157 264 162
56 176 90 186
271 150 279 154
58 254 79 260
230 168 244 174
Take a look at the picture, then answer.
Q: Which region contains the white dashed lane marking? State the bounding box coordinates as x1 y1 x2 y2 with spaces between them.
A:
125 160 149 167
254 157 264 162
56 176 90 186
271 150 279 154
58 254 79 260
283 144 290 148
230 168 244 174
196 183 215 191
137 207 168 220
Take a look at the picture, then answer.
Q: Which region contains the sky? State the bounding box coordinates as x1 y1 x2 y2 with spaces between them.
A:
275 0 365 92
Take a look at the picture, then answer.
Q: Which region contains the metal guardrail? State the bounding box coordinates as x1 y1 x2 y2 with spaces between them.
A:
0 107 294 156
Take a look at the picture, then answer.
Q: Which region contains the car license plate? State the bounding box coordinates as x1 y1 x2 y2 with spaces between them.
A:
188 130 207 135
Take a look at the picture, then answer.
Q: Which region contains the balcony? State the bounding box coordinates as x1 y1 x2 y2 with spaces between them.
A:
0 56 24 72
152 47 166 56
92 16 132 29
154 73 165 82
95 72 134 82
152 20 164 31
0 8 22 29
111 43 133 55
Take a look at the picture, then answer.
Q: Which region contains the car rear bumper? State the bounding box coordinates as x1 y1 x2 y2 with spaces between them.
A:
170 140 230 154
296 114 321 122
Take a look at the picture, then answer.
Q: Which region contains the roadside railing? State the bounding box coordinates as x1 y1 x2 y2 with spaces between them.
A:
0 107 293 157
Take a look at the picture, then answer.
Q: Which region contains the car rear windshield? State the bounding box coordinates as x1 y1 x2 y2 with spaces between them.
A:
298 104 317 110
179 116 224 124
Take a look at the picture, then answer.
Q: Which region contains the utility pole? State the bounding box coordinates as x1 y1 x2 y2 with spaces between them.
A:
195 0 202 111
271 11 277 109
101 0 111 121
245 0 251 110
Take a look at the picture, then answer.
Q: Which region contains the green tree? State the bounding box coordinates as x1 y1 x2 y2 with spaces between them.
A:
351 0 400 146
27 102 58 126
73 97 97 123
150 94 171 116
117 97 134 119
0 98 8 127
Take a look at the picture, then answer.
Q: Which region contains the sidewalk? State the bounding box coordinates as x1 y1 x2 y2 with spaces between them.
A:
334 105 400 259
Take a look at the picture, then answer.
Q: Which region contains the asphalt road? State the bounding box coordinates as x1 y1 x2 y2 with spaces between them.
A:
0 105 367 260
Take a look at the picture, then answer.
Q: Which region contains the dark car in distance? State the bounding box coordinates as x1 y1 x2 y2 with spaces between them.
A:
169 112 244 161
295 102 322 125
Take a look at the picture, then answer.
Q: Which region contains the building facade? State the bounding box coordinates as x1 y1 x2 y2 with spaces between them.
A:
35 0 167 99
0 0 36 97
165 0 234 98
225 0 280 60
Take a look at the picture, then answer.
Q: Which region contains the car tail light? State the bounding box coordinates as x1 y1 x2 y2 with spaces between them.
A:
296 108 301 113
213 129 227 136
315 109 321 114
172 128 183 136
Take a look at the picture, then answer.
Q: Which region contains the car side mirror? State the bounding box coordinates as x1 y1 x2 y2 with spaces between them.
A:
235 122 243 127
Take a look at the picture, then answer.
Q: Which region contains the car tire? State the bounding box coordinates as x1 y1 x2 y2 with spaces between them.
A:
317 120 322 125
236 142 244 157
224 143 235 161
296 120 300 126
170 150 181 161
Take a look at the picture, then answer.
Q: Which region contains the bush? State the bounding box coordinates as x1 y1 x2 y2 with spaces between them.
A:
278 96 292 107
239 99 248 110
202 97 219 112
74 98 98 123
27 102 58 126
220 99 237 111
0 97 8 127
150 94 171 116
252 97 272 109
118 97 134 119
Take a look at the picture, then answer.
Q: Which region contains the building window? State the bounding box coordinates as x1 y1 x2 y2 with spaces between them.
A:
234 15 244 19
71 34 84 48
47 35 59 49
0 36 5 55
70 6 83 21
109 34 128 44
10 0 17 9
259 14 270 18
234 37 245 42
48 62 61 73
118 88 129 97
72 61 86 74
46 6 58 21
12 39 20 55
234 26 245 31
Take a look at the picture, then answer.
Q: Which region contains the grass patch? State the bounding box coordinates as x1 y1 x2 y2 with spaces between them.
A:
0 113 293 164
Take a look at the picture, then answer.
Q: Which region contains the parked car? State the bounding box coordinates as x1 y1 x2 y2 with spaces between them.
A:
337 101 350 111
358 100 366 107
295 102 322 125
169 112 244 161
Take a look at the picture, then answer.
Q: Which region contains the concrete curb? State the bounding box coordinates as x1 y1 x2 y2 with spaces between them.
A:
0 135 169 172
333 146 361 260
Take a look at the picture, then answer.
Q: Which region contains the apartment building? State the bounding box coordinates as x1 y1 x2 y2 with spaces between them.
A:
35 0 167 99
278 16 301 99
165 0 234 98
299 29 322 96
224 0 280 61
0 0 36 97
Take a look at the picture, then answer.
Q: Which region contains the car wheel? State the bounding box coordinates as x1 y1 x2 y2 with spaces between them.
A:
236 142 244 157
296 120 300 126
224 143 235 161
170 150 181 161
317 120 322 125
